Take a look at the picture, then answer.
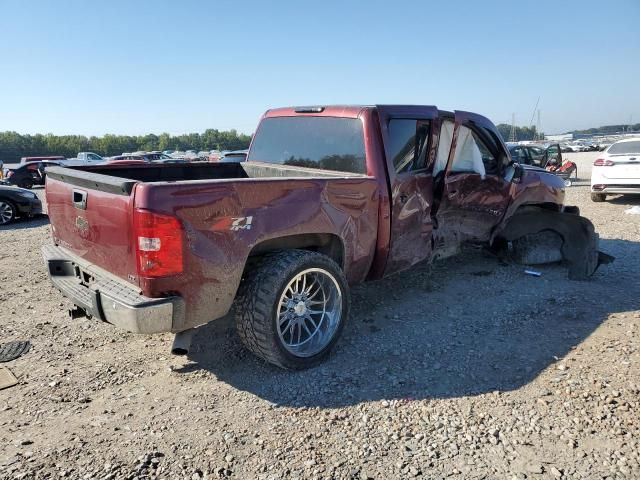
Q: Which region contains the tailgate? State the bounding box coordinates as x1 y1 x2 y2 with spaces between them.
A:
45 168 139 286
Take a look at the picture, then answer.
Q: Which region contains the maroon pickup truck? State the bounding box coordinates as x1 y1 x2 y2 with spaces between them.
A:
43 105 610 369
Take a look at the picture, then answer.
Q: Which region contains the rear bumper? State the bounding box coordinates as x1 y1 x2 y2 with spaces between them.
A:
42 244 184 334
591 185 640 195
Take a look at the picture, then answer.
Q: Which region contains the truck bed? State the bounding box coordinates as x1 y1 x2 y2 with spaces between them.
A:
47 162 366 195
44 162 379 331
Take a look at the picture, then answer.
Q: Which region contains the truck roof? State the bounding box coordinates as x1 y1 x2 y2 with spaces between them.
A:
264 105 453 119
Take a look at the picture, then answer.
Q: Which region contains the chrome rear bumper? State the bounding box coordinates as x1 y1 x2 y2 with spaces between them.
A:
42 244 183 334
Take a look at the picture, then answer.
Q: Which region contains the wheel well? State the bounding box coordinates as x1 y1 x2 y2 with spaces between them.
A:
525 202 562 212
0 197 15 208
248 233 345 269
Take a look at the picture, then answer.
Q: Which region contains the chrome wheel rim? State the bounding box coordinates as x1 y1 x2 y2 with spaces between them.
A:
277 268 343 358
0 202 13 224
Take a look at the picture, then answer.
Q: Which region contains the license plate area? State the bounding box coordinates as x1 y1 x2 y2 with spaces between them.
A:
73 265 96 287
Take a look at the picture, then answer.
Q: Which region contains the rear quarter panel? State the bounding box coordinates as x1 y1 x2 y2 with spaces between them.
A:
135 177 380 331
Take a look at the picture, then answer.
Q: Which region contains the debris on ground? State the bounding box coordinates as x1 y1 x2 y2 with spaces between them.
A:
624 205 640 215
524 269 542 277
0 341 31 363
0 366 17 390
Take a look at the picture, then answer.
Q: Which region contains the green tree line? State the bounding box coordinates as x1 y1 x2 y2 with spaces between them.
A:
0 129 252 163
495 124 540 142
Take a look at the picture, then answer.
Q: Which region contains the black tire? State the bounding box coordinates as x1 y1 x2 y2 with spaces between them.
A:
18 179 33 189
591 192 606 202
0 199 16 225
235 250 349 370
512 231 563 265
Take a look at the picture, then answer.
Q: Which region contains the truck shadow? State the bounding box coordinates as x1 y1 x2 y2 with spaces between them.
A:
0 215 49 231
180 238 638 408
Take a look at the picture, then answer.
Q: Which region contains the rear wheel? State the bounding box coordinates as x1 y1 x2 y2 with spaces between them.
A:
591 192 606 202
235 250 349 369
0 200 16 225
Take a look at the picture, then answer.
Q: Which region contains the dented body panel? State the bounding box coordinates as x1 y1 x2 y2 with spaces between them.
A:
134 177 380 330
43 105 609 334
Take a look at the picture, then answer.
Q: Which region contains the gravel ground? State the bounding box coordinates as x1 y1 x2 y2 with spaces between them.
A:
1 167 639 479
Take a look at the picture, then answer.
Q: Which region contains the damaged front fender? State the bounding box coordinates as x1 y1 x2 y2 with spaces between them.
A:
494 207 614 280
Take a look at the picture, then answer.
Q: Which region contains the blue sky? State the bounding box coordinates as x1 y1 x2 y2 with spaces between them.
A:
0 0 638 136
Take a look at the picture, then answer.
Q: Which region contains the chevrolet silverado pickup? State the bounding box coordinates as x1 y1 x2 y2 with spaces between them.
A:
43 105 611 369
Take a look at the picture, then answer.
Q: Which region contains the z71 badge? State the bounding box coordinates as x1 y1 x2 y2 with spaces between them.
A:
211 216 253 232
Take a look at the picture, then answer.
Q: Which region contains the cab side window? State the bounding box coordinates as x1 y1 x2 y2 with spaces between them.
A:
388 119 430 173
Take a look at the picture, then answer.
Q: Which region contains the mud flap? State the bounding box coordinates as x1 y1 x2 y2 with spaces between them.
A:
494 209 614 280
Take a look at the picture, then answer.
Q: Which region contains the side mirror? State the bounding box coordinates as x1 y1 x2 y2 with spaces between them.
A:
511 163 525 183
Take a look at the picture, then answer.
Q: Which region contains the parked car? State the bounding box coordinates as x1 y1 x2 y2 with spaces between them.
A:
42 105 610 369
509 144 548 166
0 184 43 225
154 158 189 164
508 143 578 185
591 138 640 202
73 152 104 163
568 143 590 152
208 150 222 162
3 156 67 174
107 153 172 163
560 144 575 153
5 160 64 188
218 150 248 162
20 155 66 164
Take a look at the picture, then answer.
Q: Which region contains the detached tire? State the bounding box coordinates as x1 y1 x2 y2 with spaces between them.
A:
591 192 606 202
235 250 349 369
512 231 563 265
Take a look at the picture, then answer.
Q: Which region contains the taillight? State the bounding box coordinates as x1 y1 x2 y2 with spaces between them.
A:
134 209 184 277
593 158 614 166
7 170 14 178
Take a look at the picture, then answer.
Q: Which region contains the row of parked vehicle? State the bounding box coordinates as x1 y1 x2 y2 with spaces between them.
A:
560 142 608 152
0 149 249 189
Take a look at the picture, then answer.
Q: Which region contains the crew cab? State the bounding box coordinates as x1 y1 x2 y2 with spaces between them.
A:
42 105 611 369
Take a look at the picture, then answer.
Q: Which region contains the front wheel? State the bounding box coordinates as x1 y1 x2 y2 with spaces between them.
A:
591 192 606 202
0 200 16 225
235 250 349 369
512 231 564 265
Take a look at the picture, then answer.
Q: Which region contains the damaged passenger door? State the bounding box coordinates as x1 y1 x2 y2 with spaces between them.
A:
433 111 513 251
377 105 438 276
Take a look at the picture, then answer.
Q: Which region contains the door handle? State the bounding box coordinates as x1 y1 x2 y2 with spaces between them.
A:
72 189 88 210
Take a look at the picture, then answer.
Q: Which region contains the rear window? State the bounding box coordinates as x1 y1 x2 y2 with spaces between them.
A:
247 116 367 174
608 141 640 155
